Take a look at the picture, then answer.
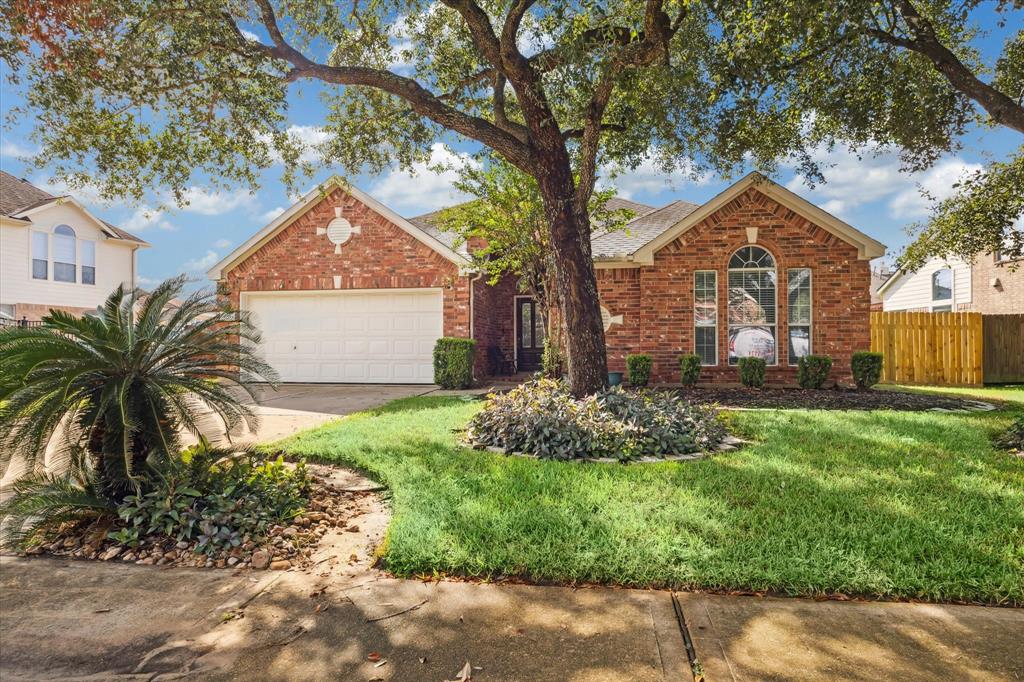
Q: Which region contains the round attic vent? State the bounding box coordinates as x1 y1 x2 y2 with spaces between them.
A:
325 217 353 245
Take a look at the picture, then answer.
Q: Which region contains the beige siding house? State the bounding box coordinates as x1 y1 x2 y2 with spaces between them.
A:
878 248 1023 314
0 172 147 322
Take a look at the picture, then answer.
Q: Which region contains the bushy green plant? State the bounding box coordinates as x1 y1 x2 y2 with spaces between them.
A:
467 379 726 461
433 337 476 389
738 357 766 388
679 354 702 387
0 276 275 502
851 351 884 389
626 354 653 387
113 442 310 555
797 355 833 389
541 337 563 379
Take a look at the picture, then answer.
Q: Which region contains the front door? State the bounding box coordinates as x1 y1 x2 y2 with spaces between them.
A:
516 298 544 372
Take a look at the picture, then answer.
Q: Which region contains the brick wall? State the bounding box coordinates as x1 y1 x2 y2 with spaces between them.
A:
471 273 518 376
969 254 1024 314
12 302 96 321
595 188 872 385
221 188 470 338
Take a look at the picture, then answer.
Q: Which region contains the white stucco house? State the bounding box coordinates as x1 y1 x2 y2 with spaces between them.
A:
0 171 148 323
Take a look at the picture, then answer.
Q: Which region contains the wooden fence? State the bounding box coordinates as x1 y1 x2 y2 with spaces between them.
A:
870 312 1024 386
982 314 1024 384
870 312 984 385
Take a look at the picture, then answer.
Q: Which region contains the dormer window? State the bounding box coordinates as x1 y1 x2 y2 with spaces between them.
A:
53 225 77 282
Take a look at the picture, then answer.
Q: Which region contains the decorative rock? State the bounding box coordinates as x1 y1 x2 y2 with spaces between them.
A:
163 551 178 561
176 540 189 550
136 557 155 565
215 559 227 569
251 550 271 570
62 536 80 549
282 527 298 538
227 557 239 567
100 546 123 561
270 559 291 571
122 552 136 562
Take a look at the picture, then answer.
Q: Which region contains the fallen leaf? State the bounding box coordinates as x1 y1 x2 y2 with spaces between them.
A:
451 660 472 681
418 657 427 664
367 652 382 662
93 608 112 614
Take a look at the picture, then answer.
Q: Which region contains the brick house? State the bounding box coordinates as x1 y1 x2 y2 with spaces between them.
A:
208 173 885 385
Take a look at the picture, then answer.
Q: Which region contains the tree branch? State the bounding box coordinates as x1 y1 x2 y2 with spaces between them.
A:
868 0 1024 134
245 0 533 168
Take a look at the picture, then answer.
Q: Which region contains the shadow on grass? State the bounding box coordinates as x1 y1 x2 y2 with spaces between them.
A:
277 398 1024 605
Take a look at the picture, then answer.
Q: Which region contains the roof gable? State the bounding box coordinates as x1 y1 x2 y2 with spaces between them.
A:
631 172 885 263
208 177 469 280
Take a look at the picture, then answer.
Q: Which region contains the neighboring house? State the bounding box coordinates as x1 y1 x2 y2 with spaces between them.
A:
208 172 885 385
0 172 148 322
877 247 1023 314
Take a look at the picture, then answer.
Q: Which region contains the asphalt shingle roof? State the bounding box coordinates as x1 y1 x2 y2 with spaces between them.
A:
590 199 700 258
0 171 147 243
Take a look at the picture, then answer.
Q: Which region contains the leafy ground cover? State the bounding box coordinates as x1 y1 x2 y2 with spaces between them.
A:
271 395 1024 604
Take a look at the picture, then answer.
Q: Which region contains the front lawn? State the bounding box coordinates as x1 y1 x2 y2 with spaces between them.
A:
271 396 1024 604
878 383 1024 405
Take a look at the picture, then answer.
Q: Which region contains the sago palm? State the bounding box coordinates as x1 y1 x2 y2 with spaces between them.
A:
0 276 277 501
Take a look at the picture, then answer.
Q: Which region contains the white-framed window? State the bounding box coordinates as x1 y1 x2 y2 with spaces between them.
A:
31 231 48 280
728 246 777 365
52 225 76 282
81 240 96 285
694 270 717 366
931 267 952 311
787 268 812 365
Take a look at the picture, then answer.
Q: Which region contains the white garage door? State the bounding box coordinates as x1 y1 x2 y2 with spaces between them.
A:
243 289 443 383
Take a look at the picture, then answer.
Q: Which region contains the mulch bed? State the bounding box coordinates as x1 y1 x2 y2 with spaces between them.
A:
674 386 991 411
20 465 371 571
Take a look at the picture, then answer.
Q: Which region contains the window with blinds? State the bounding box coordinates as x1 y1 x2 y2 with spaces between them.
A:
787 268 811 365
53 225 76 283
727 246 777 365
81 240 96 285
31 231 48 280
694 270 717 365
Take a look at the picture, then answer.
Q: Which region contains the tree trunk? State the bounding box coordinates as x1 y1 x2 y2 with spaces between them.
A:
535 162 608 396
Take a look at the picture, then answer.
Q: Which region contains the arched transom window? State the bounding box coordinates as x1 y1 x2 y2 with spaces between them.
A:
728 246 777 365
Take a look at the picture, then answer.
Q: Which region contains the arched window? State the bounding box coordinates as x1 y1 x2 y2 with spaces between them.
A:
728 246 777 365
52 225 76 283
931 268 952 311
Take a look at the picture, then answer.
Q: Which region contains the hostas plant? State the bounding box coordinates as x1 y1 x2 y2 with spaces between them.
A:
0 276 276 506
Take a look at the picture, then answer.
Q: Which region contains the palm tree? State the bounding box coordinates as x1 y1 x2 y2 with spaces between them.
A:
0 276 277 502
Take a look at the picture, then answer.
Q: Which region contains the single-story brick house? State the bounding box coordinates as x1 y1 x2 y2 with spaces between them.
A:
208 172 884 385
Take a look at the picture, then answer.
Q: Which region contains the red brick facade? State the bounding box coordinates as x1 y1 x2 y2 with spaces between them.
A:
594 188 872 385
222 185 873 387
220 188 471 338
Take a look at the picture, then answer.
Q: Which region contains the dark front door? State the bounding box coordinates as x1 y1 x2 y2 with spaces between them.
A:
516 298 545 372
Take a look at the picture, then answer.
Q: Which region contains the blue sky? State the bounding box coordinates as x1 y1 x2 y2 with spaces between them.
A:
1 7 1018 289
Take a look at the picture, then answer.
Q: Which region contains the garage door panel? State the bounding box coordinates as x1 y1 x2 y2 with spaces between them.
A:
245 289 443 384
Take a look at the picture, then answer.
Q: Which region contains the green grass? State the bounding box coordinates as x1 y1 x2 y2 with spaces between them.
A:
878 383 1024 405
272 397 1024 605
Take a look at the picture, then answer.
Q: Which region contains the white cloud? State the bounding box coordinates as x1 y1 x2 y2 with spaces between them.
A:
0 139 38 159
260 206 286 223
183 250 220 273
213 238 233 249
367 143 477 214
122 206 175 232
135 275 163 289
784 144 982 221
888 159 983 219
264 125 332 165
600 156 711 200
175 186 255 215
31 175 108 206
240 28 261 43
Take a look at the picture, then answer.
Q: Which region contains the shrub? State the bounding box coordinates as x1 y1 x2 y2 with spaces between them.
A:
0 276 275 502
541 337 562 379
467 379 726 461
113 443 310 555
851 351 884 389
679 354 702 387
737 357 766 388
433 337 476 389
797 355 833 389
626 354 653 387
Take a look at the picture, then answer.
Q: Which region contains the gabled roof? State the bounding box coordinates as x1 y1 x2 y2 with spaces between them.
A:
629 172 885 263
0 171 148 245
208 176 470 280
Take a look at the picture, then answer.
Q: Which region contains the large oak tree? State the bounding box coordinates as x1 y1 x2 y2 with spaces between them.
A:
0 0 996 392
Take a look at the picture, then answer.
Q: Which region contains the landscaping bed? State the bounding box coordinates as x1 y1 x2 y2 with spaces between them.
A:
18 463 368 571
674 385 994 411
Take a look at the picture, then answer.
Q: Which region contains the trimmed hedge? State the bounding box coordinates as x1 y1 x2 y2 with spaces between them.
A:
626 354 653 387
433 337 476 389
851 351 883 389
737 357 766 388
797 354 833 389
679 354 702 387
